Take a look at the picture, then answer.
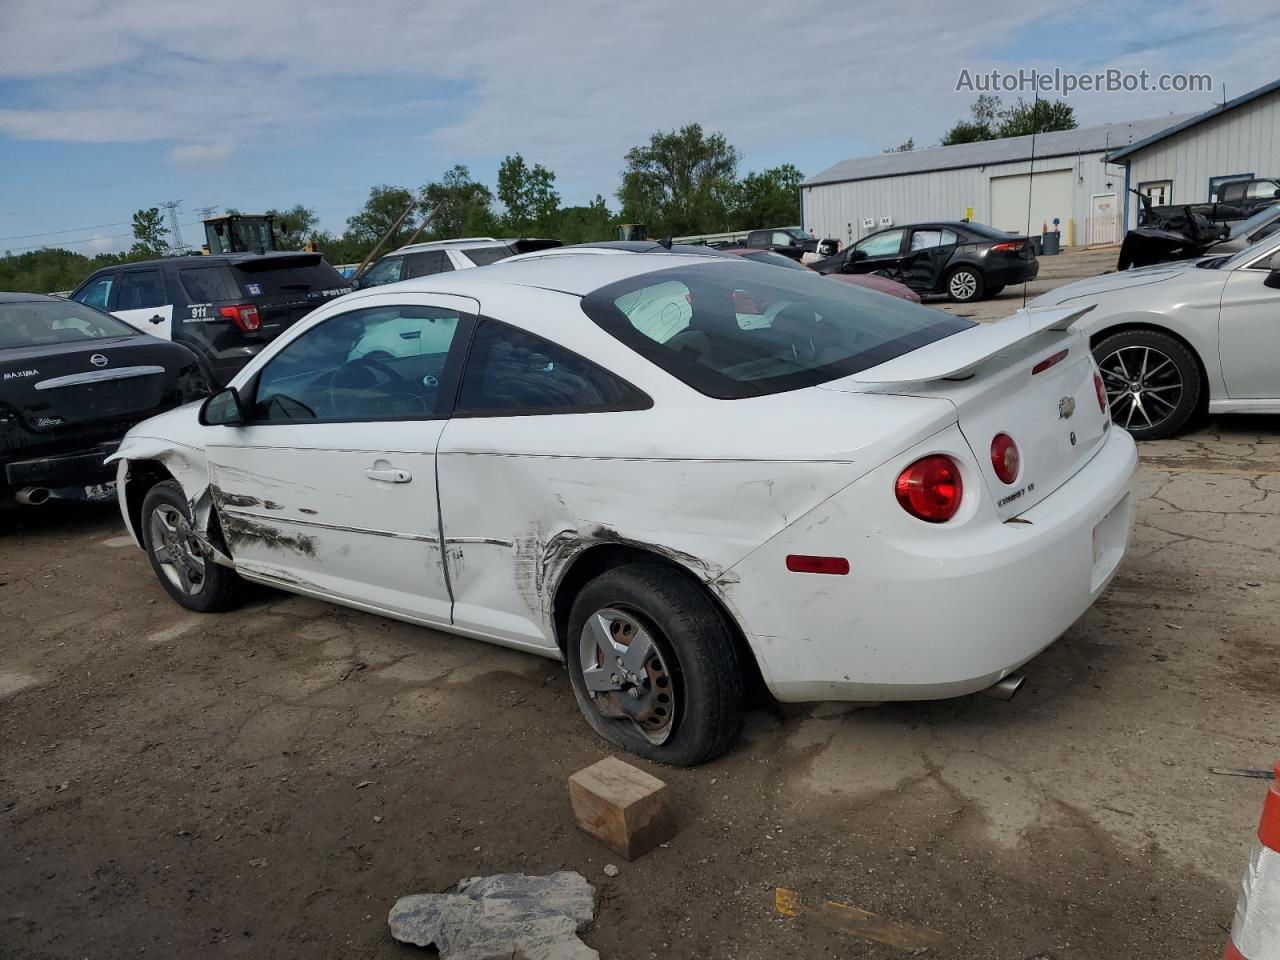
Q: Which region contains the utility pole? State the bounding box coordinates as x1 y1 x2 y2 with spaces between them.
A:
160 200 187 254
195 205 219 220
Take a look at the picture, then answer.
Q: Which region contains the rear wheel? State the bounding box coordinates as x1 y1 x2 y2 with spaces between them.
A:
946 266 984 302
1092 329 1202 440
565 563 743 766
141 480 248 612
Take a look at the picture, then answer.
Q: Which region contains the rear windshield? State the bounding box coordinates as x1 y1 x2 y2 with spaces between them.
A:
741 250 808 270
461 245 515 267
231 256 350 299
0 300 137 350
581 261 972 399
960 222 1019 240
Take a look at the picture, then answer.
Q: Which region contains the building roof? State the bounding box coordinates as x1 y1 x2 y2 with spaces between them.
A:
1104 78 1280 162
802 115 1193 188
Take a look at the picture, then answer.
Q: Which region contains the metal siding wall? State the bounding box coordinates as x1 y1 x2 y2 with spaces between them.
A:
1123 92 1280 227
801 154 1112 247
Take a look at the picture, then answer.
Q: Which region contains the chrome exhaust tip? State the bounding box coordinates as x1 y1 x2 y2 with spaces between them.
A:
979 671 1026 701
16 487 51 506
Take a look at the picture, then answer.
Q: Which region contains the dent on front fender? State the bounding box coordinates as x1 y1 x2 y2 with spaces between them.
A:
109 435 214 548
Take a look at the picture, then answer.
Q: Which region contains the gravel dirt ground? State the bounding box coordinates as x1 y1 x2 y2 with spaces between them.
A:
2 246 1277 959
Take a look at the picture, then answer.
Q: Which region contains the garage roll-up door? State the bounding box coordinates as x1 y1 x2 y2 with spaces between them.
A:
989 170 1073 245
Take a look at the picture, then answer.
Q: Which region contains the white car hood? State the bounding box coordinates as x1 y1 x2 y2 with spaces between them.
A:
1032 260 1194 306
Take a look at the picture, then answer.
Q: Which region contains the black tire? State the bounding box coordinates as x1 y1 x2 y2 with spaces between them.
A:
140 480 247 612
1092 329 1202 440
945 265 984 303
565 563 743 766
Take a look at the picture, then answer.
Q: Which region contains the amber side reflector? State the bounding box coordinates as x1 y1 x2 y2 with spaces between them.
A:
1031 348 1068 375
785 555 850 575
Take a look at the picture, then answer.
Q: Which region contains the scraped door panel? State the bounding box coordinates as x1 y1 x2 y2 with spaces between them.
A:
206 421 450 623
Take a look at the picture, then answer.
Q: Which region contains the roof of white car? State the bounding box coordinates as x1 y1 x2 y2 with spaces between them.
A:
347 250 723 299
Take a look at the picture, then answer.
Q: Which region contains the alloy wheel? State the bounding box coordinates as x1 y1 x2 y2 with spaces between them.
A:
148 504 207 596
578 607 676 745
1097 344 1184 432
949 270 978 300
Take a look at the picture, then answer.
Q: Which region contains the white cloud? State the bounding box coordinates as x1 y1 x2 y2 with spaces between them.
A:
168 141 235 166
1 0 1278 201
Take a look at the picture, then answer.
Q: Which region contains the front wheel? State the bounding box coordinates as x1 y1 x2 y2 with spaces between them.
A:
1092 330 1202 440
946 266 984 302
141 480 248 612
565 563 743 766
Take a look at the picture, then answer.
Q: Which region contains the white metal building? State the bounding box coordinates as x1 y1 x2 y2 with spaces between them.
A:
1105 79 1280 230
801 115 1189 249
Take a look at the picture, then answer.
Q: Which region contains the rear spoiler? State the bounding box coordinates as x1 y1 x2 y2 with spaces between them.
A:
846 305 1095 384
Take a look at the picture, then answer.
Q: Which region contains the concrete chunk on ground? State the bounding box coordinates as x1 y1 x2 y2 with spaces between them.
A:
388 871 597 960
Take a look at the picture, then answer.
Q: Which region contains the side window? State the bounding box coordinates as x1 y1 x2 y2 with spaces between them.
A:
1248 181 1280 200
73 274 114 310
251 303 464 422
940 228 958 246
772 231 795 247
748 231 768 248
460 245 513 267
360 257 404 287
404 251 447 278
457 319 647 415
117 270 166 310
909 230 943 251
179 267 239 303
856 229 905 258
1220 182 1245 202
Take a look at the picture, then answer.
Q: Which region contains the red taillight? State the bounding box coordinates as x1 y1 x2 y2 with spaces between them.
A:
218 303 261 332
895 455 964 523
785 555 850 575
990 434 1020 484
1031 348 1068 375
1094 371 1107 412
990 241 1024 253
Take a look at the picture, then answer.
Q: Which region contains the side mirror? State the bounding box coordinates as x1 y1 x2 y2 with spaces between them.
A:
199 387 244 426
1263 252 1280 290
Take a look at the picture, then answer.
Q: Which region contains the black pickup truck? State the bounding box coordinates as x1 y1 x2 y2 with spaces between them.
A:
1141 177 1280 228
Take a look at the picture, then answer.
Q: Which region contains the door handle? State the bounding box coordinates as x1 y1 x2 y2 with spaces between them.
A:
365 467 412 483
148 314 164 324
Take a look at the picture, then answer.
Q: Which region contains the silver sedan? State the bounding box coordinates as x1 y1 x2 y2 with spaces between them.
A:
1033 231 1280 439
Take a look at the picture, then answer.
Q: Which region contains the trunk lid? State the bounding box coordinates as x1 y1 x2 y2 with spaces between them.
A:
822 305 1110 519
229 255 351 339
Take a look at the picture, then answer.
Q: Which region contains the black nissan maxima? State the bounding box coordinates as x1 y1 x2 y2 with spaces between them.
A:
0 292 210 508
810 221 1039 303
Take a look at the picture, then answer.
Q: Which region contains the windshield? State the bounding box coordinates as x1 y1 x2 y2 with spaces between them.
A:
581 260 972 399
0 300 137 350
1228 205 1280 239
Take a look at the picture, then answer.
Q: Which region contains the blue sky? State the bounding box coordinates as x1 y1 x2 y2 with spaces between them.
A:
2 0 1275 256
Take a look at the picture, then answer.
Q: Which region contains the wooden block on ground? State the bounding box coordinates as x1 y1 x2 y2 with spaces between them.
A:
568 756 675 861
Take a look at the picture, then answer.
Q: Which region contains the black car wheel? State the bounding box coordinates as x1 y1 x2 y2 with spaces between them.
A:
946 266 984 303
1092 330 1202 440
565 563 743 766
141 480 248 612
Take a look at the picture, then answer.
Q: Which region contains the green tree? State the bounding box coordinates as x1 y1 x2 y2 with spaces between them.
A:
941 94 1001 145
345 185 418 249
883 137 915 153
729 164 804 230
420 165 499 240
497 154 560 234
130 207 169 257
618 124 739 235
553 195 615 244
266 204 319 249
996 98 1077 138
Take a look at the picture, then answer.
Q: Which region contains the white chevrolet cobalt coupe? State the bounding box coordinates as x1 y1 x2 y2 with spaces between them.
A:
110 251 1136 765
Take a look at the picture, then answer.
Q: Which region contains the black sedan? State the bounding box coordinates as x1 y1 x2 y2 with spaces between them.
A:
1 293 210 507
811 221 1038 303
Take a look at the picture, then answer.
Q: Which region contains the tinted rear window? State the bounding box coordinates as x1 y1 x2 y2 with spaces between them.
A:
959 222 1019 241
231 256 349 299
0 300 138 349
179 266 241 302
461 245 515 267
581 261 972 399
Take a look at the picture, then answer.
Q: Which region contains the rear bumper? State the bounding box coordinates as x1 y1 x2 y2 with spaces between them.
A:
4 441 119 489
722 425 1137 702
986 258 1040 287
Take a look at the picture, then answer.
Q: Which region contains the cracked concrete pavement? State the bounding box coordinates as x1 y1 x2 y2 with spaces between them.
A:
1 247 1276 958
